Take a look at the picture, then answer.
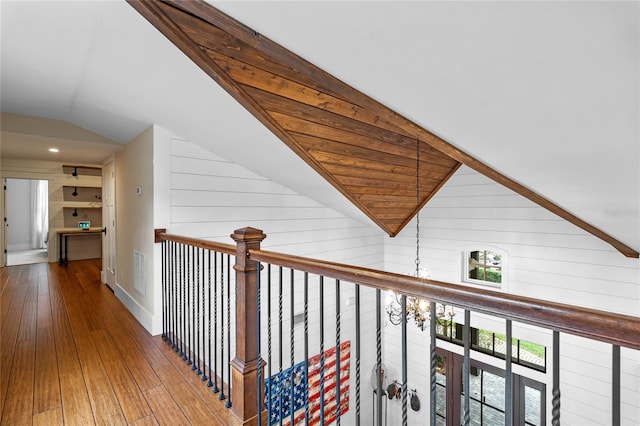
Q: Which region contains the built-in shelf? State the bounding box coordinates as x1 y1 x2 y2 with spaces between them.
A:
63 184 102 188
60 166 103 227
59 164 103 257
63 202 102 209
63 164 102 177
62 185 102 203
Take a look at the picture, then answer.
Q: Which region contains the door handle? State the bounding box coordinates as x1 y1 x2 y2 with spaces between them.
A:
102 227 107 235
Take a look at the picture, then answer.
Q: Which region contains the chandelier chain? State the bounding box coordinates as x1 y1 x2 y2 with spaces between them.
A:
385 142 458 329
415 137 420 276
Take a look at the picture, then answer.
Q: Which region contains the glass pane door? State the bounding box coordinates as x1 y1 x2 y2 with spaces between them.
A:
461 365 505 425
435 353 447 425
520 376 545 426
434 350 545 425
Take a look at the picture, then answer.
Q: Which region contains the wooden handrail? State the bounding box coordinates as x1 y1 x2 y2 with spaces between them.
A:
155 230 236 255
154 227 640 349
250 248 640 351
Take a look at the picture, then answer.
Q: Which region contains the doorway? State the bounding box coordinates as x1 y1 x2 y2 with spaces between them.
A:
4 178 49 266
102 158 116 290
435 348 545 425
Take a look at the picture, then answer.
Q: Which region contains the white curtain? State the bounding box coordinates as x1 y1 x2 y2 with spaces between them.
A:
30 180 49 249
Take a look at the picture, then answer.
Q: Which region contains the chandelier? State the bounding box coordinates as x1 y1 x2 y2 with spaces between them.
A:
385 137 455 330
386 293 455 331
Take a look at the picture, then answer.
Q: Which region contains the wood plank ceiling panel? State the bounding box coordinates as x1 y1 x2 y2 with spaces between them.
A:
129 0 639 257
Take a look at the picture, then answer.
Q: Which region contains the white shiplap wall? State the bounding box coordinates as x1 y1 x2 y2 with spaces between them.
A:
170 138 383 263
384 166 639 425
168 136 383 425
167 135 638 424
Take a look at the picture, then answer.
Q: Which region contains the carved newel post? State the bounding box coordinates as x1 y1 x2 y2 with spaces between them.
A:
230 227 266 426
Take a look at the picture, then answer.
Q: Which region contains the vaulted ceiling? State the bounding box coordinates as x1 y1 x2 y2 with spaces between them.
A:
129 0 462 237
128 0 638 257
1 1 638 257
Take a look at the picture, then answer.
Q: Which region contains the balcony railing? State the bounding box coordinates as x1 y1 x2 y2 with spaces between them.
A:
155 227 640 426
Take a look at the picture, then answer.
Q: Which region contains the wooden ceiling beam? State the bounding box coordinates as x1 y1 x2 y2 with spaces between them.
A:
129 0 409 236
128 0 638 257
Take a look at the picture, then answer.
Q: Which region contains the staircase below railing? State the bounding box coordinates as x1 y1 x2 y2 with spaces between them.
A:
155 227 640 426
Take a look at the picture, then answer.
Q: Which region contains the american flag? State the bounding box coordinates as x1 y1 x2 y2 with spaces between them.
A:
265 341 351 425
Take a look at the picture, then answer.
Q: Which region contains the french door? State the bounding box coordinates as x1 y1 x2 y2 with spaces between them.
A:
435 349 545 425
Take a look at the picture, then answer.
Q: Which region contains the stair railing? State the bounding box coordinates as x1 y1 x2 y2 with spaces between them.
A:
155 227 640 426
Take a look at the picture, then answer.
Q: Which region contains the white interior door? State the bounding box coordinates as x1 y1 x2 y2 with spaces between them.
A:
2 179 6 267
102 158 116 289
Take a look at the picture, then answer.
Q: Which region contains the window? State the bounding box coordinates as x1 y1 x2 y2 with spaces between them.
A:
464 249 503 286
435 323 546 372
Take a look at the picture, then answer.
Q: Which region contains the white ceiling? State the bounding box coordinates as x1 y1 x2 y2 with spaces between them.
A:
1 112 124 164
1 1 638 251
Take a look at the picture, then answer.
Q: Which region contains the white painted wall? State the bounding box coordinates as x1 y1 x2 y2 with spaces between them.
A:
383 166 640 425
97 124 170 337
115 126 157 332
152 125 172 335
6 178 31 251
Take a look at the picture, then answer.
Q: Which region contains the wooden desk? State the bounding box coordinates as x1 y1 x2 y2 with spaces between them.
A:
57 228 102 264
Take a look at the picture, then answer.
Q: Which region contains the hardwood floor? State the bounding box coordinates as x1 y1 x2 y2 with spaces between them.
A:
0 260 230 425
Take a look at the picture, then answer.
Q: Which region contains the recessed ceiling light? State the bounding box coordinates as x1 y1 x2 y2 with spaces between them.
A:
48 148 59 153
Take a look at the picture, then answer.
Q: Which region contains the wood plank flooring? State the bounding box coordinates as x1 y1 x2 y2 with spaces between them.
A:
0 260 230 425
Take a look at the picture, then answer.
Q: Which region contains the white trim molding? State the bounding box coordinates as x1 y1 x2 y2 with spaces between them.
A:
114 283 162 335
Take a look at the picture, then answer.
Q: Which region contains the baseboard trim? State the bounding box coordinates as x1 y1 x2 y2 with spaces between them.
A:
114 283 161 335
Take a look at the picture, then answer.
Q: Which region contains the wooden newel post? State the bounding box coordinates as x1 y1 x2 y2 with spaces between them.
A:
230 227 267 426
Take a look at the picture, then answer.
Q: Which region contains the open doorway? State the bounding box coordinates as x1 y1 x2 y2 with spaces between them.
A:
5 178 49 266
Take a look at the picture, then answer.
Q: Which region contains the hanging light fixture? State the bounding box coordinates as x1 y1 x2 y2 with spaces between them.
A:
385 137 455 330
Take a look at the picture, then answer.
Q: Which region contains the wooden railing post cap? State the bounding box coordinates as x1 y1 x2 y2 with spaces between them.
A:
154 228 167 243
231 227 266 243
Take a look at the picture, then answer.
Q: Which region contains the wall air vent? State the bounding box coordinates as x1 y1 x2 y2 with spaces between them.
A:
133 250 146 298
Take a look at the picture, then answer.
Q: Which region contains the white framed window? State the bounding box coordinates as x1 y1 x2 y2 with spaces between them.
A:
462 248 506 288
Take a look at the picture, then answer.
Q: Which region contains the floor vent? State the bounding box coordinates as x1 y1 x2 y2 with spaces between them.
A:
133 250 146 298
